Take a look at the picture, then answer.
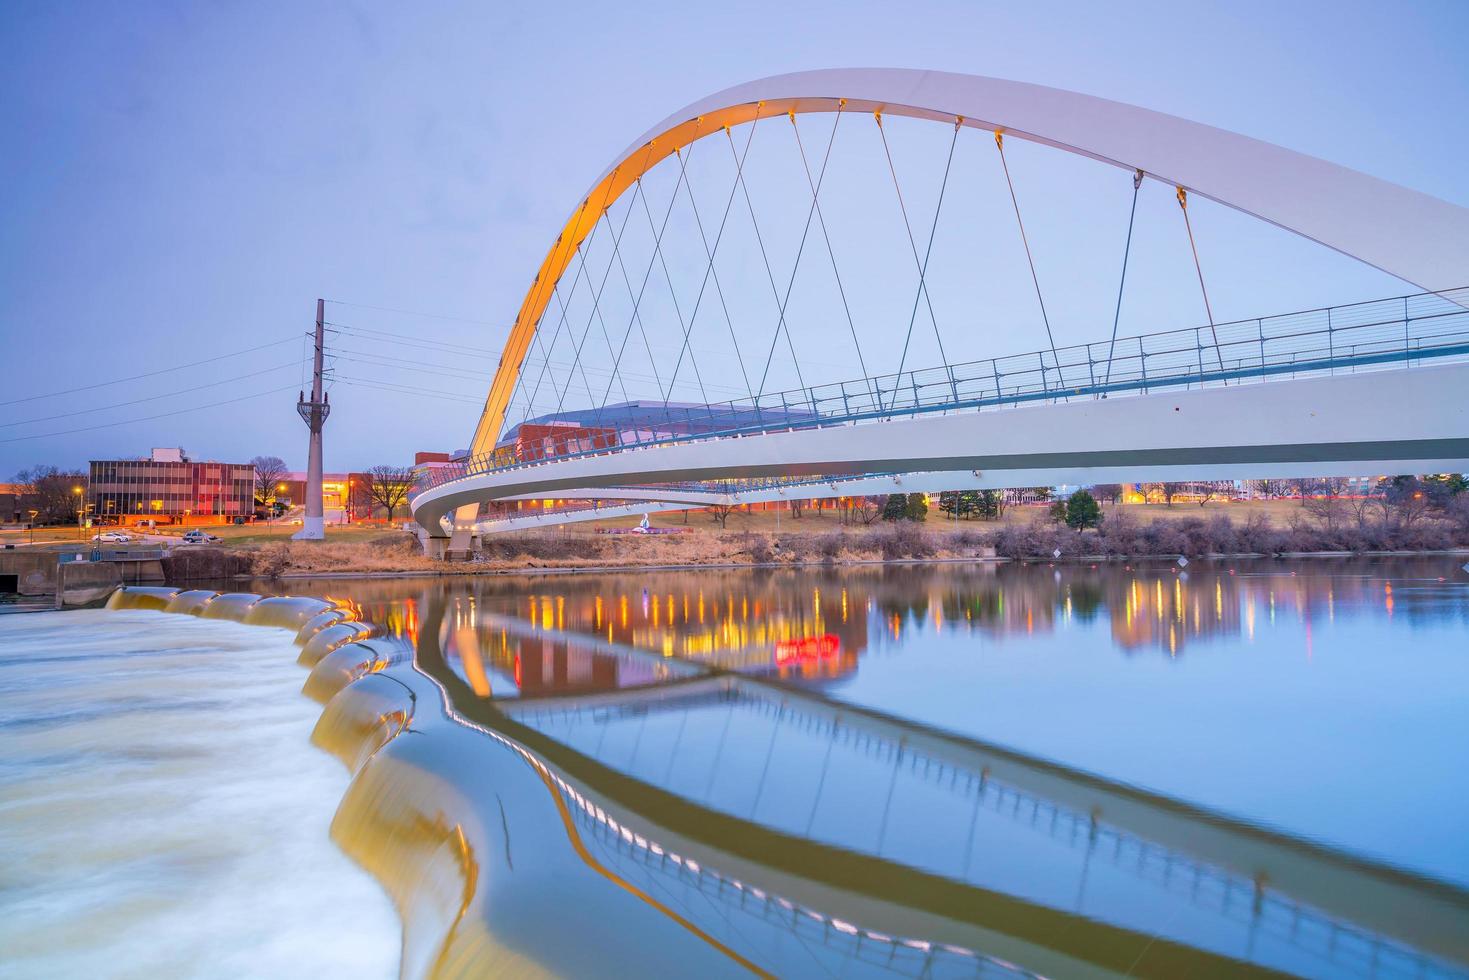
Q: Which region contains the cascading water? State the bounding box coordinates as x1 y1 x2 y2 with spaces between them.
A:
0 608 399 979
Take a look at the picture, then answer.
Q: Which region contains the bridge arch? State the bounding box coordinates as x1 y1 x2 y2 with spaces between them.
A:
468 67 1469 463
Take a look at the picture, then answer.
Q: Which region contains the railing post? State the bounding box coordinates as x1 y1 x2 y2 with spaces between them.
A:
1195 327 1204 388
1257 319 1266 382
1326 306 1335 375
1138 337 1149 393
1404 295 1411 368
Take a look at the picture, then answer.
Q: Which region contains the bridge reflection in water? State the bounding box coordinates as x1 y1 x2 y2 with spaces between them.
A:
302 562 1468 979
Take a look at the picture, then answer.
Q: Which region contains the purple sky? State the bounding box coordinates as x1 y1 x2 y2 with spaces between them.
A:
2 0 1465 474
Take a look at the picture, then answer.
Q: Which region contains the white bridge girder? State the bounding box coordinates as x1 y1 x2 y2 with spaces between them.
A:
416 363 1469 536
477 473 993 533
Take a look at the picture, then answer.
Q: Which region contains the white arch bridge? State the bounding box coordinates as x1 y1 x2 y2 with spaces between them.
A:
411 69 1469 547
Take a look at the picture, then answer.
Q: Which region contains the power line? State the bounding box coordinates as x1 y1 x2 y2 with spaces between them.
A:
324 299 508 328
329 375 485 404
0 361 301 429
0 336 303 407
0 384 301 444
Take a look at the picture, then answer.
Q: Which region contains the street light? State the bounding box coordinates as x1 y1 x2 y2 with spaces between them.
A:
73 486 83 540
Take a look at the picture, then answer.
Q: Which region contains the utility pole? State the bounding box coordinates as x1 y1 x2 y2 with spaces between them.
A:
292 299 329 541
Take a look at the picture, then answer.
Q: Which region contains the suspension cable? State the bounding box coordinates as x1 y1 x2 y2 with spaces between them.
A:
549 267 601 417
594 158 693 428
560 192 637 414
601 179 667 407
1103 169 1145 389
790 103 873 395
722 108 809 399
673 122 754 401
754 108 844 399
1176 186 1227 376
642 135 711 406
994 130 1060 371
519 234 592 424
882 112 960 407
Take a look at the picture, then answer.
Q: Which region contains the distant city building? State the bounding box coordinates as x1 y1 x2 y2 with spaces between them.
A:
88 448 255 526
0 483 35 524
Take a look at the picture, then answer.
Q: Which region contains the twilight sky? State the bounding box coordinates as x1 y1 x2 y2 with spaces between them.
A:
1 0 1465 475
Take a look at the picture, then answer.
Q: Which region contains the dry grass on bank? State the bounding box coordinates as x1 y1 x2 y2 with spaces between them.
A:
159 496 1469 582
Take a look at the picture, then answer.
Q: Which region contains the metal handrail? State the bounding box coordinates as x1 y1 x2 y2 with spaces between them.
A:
416 287 1469 496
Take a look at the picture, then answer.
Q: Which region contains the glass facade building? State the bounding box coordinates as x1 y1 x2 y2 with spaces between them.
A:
88 458 256 525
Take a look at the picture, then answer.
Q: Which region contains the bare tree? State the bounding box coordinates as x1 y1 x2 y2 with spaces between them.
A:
14 465 88 524
1160 481 1185 507
1288 478 1317 505
249 455 289 510
708 503 737 529
1255 478 1287 499
365 465 415 522
849 496 885 526
1091 483 1124 507
1304 494 1346 532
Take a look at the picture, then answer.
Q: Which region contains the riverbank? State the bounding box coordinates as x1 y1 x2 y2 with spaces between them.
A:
149 501 1469 583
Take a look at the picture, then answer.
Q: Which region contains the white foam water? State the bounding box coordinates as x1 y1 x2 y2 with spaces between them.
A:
0 608 399 979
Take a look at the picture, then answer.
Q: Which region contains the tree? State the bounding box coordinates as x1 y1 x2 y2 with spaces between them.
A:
365 465 415 522
249 455 289 512
1255 479 1287 499
1288 478 1317 505
1065 489 1103 530
14 465 87 525
905 493 928 522
849 496 884 526
882 493 910 522
708 503 737 529
1091 483 1124 507
1047 499 1068 523
975 489 1003 520
937 491 960 519
1160 482 1185 507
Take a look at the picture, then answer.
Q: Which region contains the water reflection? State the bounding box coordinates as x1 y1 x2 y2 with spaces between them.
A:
278 557 1469 979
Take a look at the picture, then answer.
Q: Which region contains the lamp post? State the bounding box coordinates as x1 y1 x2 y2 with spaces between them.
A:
73 486 83 540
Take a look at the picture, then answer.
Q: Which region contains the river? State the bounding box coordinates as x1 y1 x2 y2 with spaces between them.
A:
4 556 1467 978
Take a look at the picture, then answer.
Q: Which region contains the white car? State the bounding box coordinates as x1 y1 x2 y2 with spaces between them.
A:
182 530 221 544
92 531 131 544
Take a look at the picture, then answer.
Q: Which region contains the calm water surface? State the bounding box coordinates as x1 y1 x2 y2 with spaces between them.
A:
267 555 1469 979
6 557 1467 979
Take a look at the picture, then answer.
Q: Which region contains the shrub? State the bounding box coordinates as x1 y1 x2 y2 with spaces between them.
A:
875 522 934 560
741 532 774 564
813 531 846 562
254 544 292 579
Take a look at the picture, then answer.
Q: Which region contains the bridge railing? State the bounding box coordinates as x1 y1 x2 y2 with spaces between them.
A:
417 287 1469 495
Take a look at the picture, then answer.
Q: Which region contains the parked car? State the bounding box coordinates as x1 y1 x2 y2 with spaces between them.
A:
182 530 221 544
92 531 131 544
